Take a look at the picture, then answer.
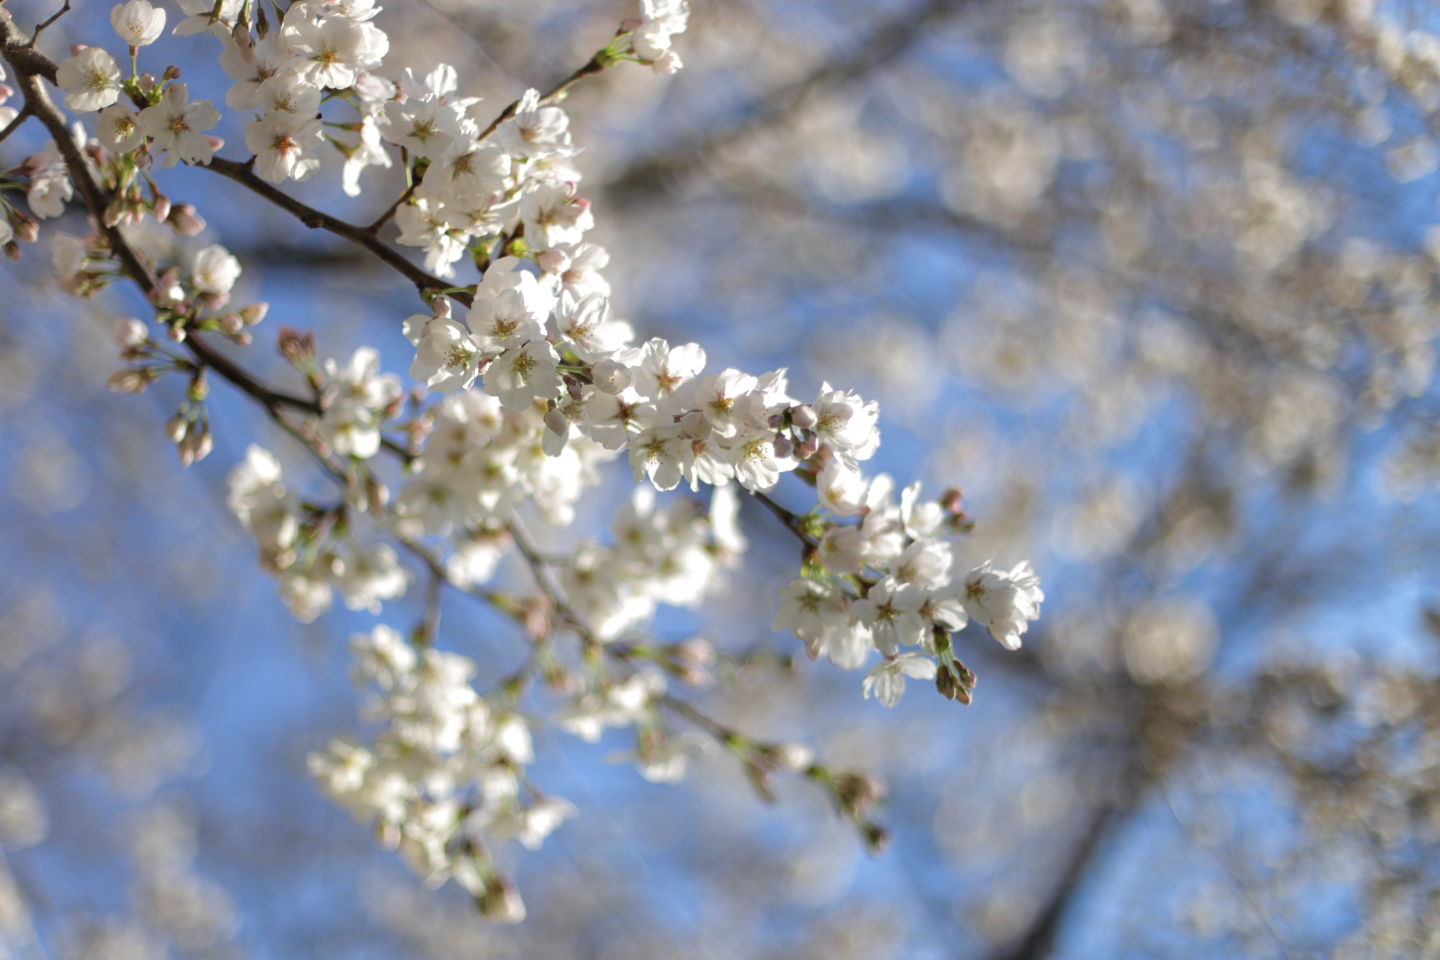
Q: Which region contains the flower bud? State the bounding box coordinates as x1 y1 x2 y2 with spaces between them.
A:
478 875 526 924
107 369 149 393
240 302 268 325
543 406 569 435
795 435 819 460
113 317 148 347
775 742 815 772
164 413 188 443
789 404 817 430
151 193 171 224
162 65 181 81
4 241 20 261
220 313 244 336
11 215 38 245
772 435 793 458
277 327 315 365
167 202 205 236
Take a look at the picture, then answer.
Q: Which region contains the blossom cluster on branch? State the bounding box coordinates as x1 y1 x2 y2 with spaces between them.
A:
0 0 1039 919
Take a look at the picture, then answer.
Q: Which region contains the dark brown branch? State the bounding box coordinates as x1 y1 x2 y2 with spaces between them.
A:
0 19 316 421
204 157 465 305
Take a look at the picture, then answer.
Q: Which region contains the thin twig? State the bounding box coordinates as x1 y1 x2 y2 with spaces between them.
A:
27 0 71 46
0 104 33 147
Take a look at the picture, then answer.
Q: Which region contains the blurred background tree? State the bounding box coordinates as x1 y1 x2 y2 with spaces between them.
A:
2 0 1439 957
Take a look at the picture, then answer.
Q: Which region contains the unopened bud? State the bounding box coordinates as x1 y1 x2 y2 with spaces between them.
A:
795 435 819 460
478 875 526 924
162 65 181 81
240 302 268 325
187 371 208 401
861 821 891 856
113 317 148 347
277 327 314 365
772 435 793 458
4 241 19 261
364 474 389 512
107 368 149 393
167 202 205 236
775 742 815 772
11 215 38 245
151 193 171 223
219 313 244 336
178 427 212 466
789 404 817 430
164 413 188 443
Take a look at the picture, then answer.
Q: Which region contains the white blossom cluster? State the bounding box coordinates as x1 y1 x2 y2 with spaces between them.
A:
228 444 408 622
309 625 567 921
0 0 1039 922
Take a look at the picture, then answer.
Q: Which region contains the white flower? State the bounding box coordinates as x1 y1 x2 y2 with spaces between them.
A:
138 83 220 166
330 540 407 613
629 423 687 491
519 182 593 250
468 287 546 355
483 339 561 410
633 338 706 409
27 152 73 219
96 103 143 152
693 368 756 437
320 347 402 458
862 653 937 708
382 97 461 159
280 13 389 89
245 110 325 183
192 244 241 298
552 293 630 360
726 430 794 492
852 577 928 655
349 625 416 692
813 381 880 464
404 314 483 393
774 578 849 655
111 0 166 45
227 445 301 565
962 560 1043 650
173 0 243 36
495 88 571 158
56 47 121 113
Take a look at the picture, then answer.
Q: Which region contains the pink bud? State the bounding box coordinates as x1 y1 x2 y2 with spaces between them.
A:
151 194 171 223
167 203 205 236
